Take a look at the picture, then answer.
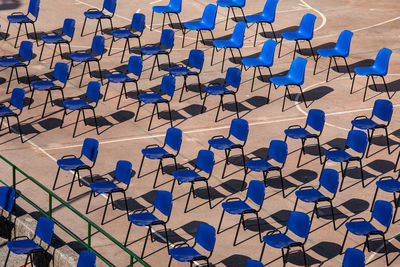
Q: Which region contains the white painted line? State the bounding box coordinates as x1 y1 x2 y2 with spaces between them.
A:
149 0 162 4
299 0 327 31
136 9 141 14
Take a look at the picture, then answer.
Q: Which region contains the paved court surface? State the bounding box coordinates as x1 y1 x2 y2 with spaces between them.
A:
0 0 400 266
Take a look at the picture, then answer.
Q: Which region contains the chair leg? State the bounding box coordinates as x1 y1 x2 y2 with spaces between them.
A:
381 76 391 99
282 86 289 112
224 7 231 30
72 110 81 138
233 214 243 246
201 92 208 113
4 247 11 267
124 222 133 246
92 109 100 135
6 67 14 94
259 242 266 261
279 169 286 198
205 180 212 209
253 23 259 47
298 85 307 108
15 116 23 143
121 38 129 63
53 167 61 190
217 209 225 234
14 23 22 48
211 46 216 66
86 190 94 214
96 60 103 85
362 76 370 102
184 183 194 213
393 194 400 223
39 42 46 61
215 96 223 122
339 229 349 254
359 159 365 188
50 43 58 69
301 244 307 267
313 55 319 75
221 149 231 178
326 57 332 82
221 48 227 73
41 91 51 118
141 227 151 259
241 167 248 191
67 171 77 201
167 102 173 128
350 73 357 94
101 194 111 225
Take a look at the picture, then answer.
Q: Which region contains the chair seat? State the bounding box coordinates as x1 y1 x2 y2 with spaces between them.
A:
168 67 190 76
241 58 271 68
31 80 58 91
142 146 173 159
184 22 211 31
208 137 240 150
0 107 16 117
0 58 22 68
263 233 297 249
152 6 179 14
295 189 328 203
222 200 254 214
138 93 167 104
213 40 239 49
70 52 95 62
245 159 274 172
245 14 274 23
216 0 245 7
354 66 383 76
7 239 42 254
128 212 163 226
345 221 378 236
204 85 233 95
140 46 163 55
169 246 205 262
57 157 89 171
41 35 66 44
111 29 139 39
284 128 314 139
281 31 310 41
351 118 380 130
270 76 300 86
376 179 400 193
173 169 205 183
84 10 107 19
7 15 32 23
317 48 346 58
63 99 91 110
90 181 121 194
106 73 131 83
324 150 355 162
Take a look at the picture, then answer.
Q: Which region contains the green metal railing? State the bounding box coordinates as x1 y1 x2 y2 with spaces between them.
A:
0 155 149 267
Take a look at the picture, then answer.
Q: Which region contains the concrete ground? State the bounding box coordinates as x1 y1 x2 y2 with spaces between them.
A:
0 0 400 266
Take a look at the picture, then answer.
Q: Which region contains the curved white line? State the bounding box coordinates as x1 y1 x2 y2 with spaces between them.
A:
299 0 327 31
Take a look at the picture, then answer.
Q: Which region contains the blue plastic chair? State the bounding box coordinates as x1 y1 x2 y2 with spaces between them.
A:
4 217 54 267
60 81 101 137
284 109 325 167
217 180 265 245
269 57 308 111
53 138 99 200
104 56 143 109
245 0 279 46
86 160 132 225
0 88 25 143
125 190 173 258
201 67 242 121
81 0 116 36
293 169 339 229
150 0 183 33
278 13 316 60
0 186 16 240
182 4 218 48
109 13 146 63
168 49 204 102
242 140 288 196
241 39 277 91
70 35 105 87
172 150 214 212
77 251 96 267
140 29 174 80
136 75 176 130
29 62 69 118
5 0 40 47
208 118 249 178
0 41 33 94
39 18 76 68
168 223 216 267
217 0 247 30
340 200 392 265
343 248 365 267
260 211 310 266
245 259 264 267
314 30 353 82
322 130 368 191
350 48 392 102
351 99 392 157
137 128 182 187
212 21 247 72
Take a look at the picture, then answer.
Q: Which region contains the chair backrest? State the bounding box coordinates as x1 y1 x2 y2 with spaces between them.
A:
372 99 393 123
165 127 183 152
287 211 310 239
319 168 339 194
287 57 307 85
53 62 70 84
103 0 117 14
35 217 54 244
0 186 15 213
154 190 173 217
342 248 365 267
188 49 204 71
196 150 214 174
160 29 175 49
114 160 132 185
28 0 40 18
245 259 264 267
225 67 242 89
306 109 325 132
373 48 392 75
10 88 25 111
86 81 101 103
168 0 182 13
160 75 176 97
229 118 249 142
345 130 367 154
131 13 146 33
335 30 353 57
297 13 316 40
231 21 246 47
81 138 99 163
268 140 288 164
91 35 105 56
262 0 279 22
259 39 277 66
195 224 216 252
77 251 96 267
127 56 143 77
371 200 393 228
19 41 33 62
201 4 218 30
247 180 265 206
62 18 76 39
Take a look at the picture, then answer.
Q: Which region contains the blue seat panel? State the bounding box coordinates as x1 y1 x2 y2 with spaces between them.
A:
284 128 313 139
354 66 382 76
245 159 274 172
0 107 17 117
128 212 162 226
217 0 245 7
222 200 254 214
41 35 65 44
345 221 378 236
350 118 379 130
173 169 205 183
31 80 58 91
0 58 21 68
90 181 120 194
241 58 269 67
70 53 95 62
138 93 167 104
213 40 237 49
376 179 400 193
295 189 327 203
7 239 42 254
281 32 307 41
106 73 130 83
7 15 32 23
317 48 346 58
208 138 237 150
324 150 354 162
245 14 273 23
169 247 204 262
111 29 138 39
140 46 162 55
84 10 106 19
57 157 89 171
263 233 296 249
204 85 232 95
63 99 91 110
142 146 172 159
168 67 190 76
